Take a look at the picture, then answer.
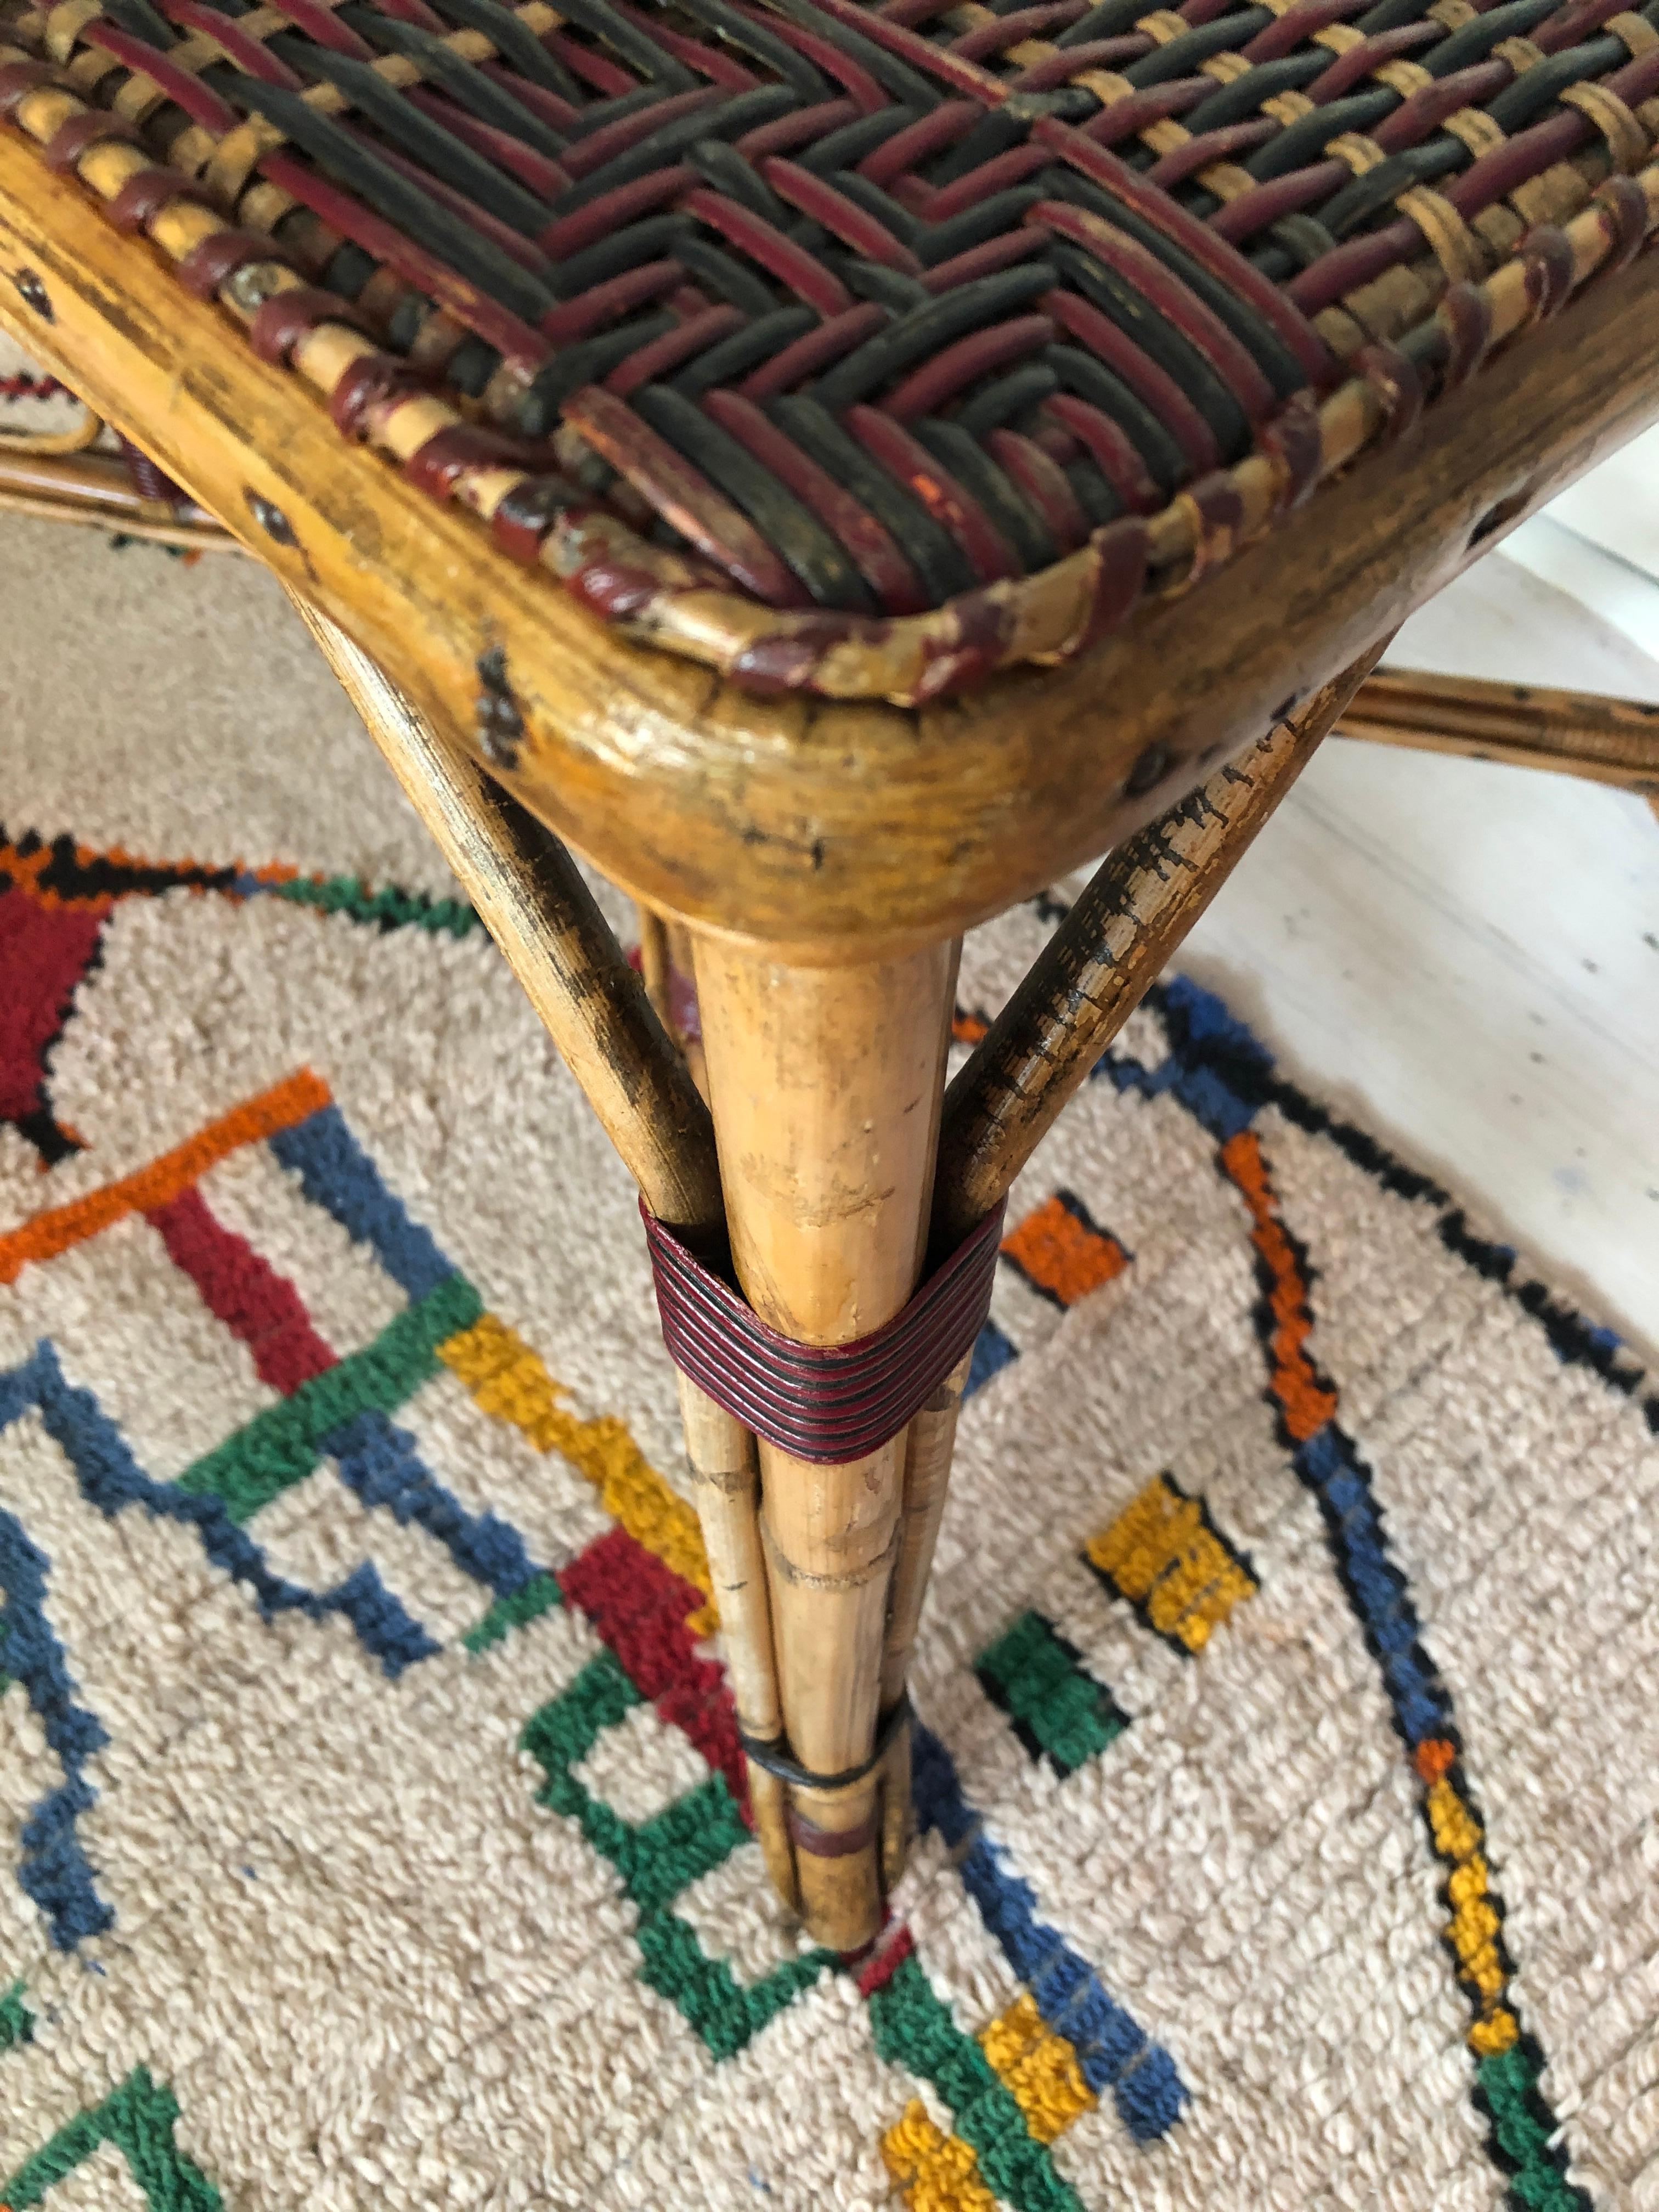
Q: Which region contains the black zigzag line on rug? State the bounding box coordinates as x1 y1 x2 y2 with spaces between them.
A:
1017 876 1654 1427
1000 909 1656 1431
1143 978 1657 1432
1219 1124 1593 2212
8 827 241 902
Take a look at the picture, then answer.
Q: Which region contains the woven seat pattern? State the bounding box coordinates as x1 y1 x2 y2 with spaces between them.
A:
3 0 1657 697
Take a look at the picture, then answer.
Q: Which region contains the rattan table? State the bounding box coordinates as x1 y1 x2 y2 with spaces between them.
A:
3 0 1659 1956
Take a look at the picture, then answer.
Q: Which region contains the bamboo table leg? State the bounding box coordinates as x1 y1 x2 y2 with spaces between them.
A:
691 938 958 1951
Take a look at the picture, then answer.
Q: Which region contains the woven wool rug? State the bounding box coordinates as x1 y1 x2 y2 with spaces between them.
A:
1 481 1656 2212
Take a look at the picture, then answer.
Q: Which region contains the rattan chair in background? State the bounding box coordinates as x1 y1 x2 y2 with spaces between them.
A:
3 0 1659 1952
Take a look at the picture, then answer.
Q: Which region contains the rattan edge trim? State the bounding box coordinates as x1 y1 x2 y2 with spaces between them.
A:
4 125 1658 955
2 50 1657 709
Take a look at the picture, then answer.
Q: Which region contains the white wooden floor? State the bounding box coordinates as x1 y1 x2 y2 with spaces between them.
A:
1181 431 1659 1357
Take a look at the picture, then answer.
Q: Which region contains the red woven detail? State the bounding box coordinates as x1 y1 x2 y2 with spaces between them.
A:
1034 200 1279 423
1066 517 1152 658
176 229 303 302
159 0 303 83
1371 61 1512 154
702 390 929 612
642 1201 1005 1464
329 352 436 439
80 21 240 132
1179 470 1247 585
1587 174 1651 275
857 100 978 183
263 0 376 56
1041 394 1161 512
108 166 218 235
404 423 548 498
1209 160 1345 246
881 314 1057 421
43 109 144 173
0 59 66 119
735 95 859 160
912 586 1017 699
117 435 188 507
1080 78 1210 148
799 0 1008 103
491 474 571 562
790 1806 879 1856
1436 283 1495 390
1036 122 1337 385
620 0 757 91
849 405 1020 582
1043 287 1221 476
1146 119 1277 190
1520 225 1579 323
736 302 887 398
680 187 855 315
726 612 881 693
1241 0 1367 64
1353 342 1425 447
249 285 375 364
403 88 568 201
254 148 552 369
564 383 812 606
986 428 1091 551
1257 388 1323 515
1301 224 1419 317
561 85 719 180
605 303 746 394
765 158 926 271
1304 19 1441 99
855 1921 915 1994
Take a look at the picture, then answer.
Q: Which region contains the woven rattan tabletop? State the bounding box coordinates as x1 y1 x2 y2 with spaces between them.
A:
3 0 1659 945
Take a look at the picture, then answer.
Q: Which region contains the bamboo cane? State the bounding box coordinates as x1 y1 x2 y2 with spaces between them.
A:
637 906 674 1035
674 1373 797 1912
932 642 1392 1254
877 1346 973 1887
1338 668 1659 795
285 595 797 1900
691 936 957 1950
859 648 1392 1867
0 445 232 547
286 594 720 1227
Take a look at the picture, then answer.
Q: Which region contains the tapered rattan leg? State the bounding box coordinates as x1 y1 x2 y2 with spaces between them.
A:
934 645 1391 1250
286 595 798 1901
674 1374 798 1914
691 936 957 1951
877 1347 973 1888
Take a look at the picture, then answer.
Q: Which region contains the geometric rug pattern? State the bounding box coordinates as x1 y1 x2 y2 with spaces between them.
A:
1 806 1656 2200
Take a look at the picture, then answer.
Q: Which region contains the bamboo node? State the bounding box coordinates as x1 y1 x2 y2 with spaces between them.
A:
742 1693 912 1797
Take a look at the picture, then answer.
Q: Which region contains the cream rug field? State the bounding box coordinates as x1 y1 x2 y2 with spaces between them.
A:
0 499 1655 2212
